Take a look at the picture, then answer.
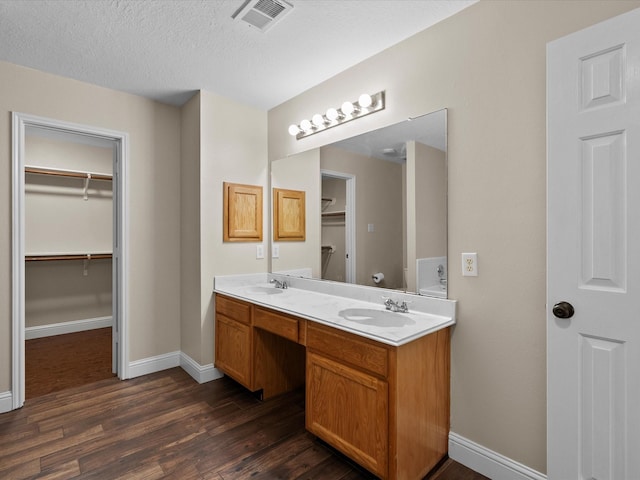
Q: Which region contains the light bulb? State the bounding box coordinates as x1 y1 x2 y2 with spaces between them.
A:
288 124 300 136
341 101 355 116
312 114 325 127
300 119 313 132
326 107 340 121
358 93 372 108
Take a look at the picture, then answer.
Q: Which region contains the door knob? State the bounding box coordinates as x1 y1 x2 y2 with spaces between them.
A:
552 301 574 319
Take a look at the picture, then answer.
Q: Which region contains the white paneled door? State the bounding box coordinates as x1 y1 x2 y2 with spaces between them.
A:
547 8 640 479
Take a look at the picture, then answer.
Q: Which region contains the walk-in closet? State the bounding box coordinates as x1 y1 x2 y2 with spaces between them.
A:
24 128 115 399
320 175 346 282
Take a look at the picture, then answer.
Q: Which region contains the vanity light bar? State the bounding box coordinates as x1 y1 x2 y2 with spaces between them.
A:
288 91 386 140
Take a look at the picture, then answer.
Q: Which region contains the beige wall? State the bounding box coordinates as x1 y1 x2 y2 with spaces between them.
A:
406 141 447 292
26 260 112 328
415 141 447 260
0 60 182 390
271 148 321 276
268 1 640 473
180 93 202 363
199 90 268 366
25 136 113 254
180 90 269 367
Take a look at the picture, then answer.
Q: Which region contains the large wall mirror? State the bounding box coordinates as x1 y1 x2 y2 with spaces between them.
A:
271 108 447 298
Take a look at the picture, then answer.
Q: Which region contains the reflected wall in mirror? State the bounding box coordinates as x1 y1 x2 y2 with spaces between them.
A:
271 109 447 298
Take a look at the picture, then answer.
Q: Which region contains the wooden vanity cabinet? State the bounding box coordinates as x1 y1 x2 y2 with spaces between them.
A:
214 295 254 390
253 306 306 399
214 293 450 479
306 323 389 476
306 322 450 480
214 295 305 398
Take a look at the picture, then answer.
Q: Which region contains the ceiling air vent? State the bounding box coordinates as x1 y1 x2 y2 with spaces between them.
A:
232 0 293 32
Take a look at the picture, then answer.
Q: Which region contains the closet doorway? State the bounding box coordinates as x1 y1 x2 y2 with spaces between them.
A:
12 113 129 409
320 170 355 284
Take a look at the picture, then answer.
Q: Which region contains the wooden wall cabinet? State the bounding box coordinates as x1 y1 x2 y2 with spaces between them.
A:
273 188 305 241
223 182 263 242
214 293 450 479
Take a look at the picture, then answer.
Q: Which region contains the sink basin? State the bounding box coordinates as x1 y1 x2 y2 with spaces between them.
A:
338 308 415 327
243 285 284 295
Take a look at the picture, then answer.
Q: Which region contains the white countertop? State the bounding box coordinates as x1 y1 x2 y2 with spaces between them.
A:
214 273 456 347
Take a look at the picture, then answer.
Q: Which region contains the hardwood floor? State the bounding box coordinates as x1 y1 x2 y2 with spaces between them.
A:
1 368 488 479
25 328 114 399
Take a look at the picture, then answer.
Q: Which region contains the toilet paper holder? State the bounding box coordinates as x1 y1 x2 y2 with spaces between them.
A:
372 272 385 284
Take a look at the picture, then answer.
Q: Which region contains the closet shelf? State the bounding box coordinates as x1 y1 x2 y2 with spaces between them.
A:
25 165 112 181
321 210 346 217
26 253 112 262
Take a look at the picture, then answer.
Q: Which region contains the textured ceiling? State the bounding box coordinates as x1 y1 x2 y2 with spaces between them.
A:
0 0 476 109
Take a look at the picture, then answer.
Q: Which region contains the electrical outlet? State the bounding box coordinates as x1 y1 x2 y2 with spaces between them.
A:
461 252 478 276
272 244 280 258
256 244 264 259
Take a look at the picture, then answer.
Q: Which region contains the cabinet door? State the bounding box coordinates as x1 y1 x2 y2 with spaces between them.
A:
215 313 252 389
306 351 388 478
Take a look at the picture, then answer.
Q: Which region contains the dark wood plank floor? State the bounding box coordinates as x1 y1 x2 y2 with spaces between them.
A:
1 367 488 479
25 327 114 399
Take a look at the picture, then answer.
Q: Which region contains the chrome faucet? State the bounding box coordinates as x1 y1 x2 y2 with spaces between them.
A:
270 278 288 289
437 264 447 287
384 298 409 313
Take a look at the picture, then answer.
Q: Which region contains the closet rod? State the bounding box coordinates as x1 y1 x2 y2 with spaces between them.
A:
25 253 112 262
25 166 112 182
321 211 346 217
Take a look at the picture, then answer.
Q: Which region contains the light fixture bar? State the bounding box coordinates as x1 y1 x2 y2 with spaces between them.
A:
288 90 385 140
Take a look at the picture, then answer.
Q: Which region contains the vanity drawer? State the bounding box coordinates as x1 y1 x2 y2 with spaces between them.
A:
307 323 388 378
254 307 299 343
215 295 251 325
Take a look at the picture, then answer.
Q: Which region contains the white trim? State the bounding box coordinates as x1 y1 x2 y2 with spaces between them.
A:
11 113 26 410
25 316 113 340
12 112 130 409
128 352 222 383
0 391 13 414
449 432 546 480
114 130 130 379
180 352 224 384
128 351 181 379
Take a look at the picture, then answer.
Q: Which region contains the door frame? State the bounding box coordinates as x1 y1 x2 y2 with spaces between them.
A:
320 169 355 284
11 112 130 409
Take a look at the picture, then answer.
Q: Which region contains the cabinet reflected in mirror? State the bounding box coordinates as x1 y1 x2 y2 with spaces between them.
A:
271 109 447 298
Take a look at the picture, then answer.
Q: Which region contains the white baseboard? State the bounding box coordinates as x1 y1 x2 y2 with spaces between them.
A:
128 351 181 379
127 351 222 384
25 316 113 340
180 353 223 384
449 432 546 480
0 391 13 414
